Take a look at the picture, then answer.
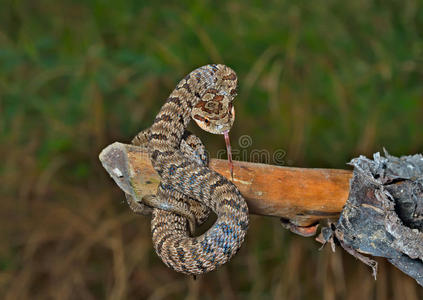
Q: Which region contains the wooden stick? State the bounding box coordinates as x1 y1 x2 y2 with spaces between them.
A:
210 159 352 226
100 142 352 226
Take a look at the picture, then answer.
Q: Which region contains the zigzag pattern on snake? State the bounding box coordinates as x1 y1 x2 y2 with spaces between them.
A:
133 64 249 275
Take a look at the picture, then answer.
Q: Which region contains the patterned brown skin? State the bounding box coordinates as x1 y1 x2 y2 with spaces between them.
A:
132 129 211 234
138 64 249 275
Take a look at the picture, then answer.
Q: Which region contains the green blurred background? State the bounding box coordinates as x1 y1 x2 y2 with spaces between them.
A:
1 0 422 299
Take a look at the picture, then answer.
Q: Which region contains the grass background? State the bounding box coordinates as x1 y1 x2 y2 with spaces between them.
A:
1 0 422 299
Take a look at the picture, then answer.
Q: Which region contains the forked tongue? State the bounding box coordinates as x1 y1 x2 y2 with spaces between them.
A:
223 130 234 180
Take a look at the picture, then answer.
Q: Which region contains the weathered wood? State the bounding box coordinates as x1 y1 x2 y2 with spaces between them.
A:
318 152 423 286
210 160 352 226
100 142 353 226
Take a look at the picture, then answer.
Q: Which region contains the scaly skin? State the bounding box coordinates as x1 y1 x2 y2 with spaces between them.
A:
132 129 211 234
145 64 249 275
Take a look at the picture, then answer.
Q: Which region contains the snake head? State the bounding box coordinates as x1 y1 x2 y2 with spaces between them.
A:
192 100 235 134
191 65 238 135
191 64 238 178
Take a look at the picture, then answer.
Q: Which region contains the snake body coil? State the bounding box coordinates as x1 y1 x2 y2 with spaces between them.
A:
147 64 249 275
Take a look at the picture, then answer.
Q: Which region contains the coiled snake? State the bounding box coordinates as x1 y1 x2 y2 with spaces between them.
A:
131 64 249 275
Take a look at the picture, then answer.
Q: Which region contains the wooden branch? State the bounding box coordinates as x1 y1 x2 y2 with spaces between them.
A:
100 142 352 226
210 160 352 226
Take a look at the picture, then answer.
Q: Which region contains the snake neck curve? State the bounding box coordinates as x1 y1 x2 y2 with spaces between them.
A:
148 64 234 174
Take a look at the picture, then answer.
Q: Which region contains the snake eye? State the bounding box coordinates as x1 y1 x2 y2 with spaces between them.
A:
204 118 210 124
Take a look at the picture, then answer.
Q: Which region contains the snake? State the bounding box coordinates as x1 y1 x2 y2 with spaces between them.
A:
130 64 249 275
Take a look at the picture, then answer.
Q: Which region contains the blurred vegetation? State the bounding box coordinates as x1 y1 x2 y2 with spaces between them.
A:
1 0 422 299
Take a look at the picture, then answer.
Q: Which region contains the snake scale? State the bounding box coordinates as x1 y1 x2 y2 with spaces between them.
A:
132 64 249 275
